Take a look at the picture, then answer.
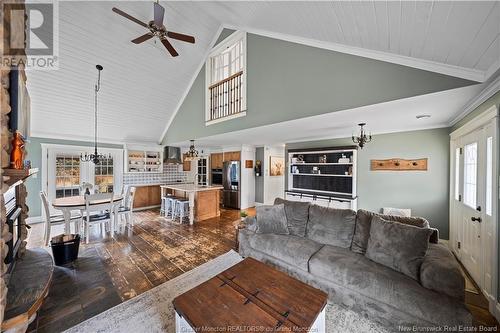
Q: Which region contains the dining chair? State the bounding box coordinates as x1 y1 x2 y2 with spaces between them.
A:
40 191 82 246
116 186 136 230
82 192 114 244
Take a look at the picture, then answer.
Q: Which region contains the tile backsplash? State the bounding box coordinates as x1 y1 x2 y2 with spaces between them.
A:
123 164 188 185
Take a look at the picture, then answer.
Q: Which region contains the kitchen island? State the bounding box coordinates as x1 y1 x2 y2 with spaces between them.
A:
160 184 223 224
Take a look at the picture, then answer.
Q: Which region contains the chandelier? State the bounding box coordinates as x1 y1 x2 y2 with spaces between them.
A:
352 123 372 149
81 65 111 164
184 140 199 161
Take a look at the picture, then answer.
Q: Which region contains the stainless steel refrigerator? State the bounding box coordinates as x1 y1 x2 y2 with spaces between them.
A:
222 161 240 209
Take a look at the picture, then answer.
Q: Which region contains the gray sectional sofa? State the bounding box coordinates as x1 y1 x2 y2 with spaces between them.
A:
238 199 471 330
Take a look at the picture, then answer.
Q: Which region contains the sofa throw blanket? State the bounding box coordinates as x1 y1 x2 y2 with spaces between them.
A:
255 204 289 235
365 216 433 281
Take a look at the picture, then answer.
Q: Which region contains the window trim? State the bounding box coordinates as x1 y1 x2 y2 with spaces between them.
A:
41 143 124 210
205 31 247 125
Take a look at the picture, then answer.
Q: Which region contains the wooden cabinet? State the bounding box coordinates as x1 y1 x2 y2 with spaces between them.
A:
223 151 241 162
195 189 221 221
133 185 161 209
210 153 223 169
183 153 191 171
124 145 163 173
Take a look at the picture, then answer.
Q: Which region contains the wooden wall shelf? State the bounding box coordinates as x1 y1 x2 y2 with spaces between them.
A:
3 168 39 187
370 158 427 171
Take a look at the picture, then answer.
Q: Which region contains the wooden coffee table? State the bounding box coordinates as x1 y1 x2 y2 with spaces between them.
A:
173 257 328 332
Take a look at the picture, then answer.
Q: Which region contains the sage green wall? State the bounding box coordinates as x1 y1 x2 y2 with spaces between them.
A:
25 137 123 218
164 33 476 144
286 128 451 239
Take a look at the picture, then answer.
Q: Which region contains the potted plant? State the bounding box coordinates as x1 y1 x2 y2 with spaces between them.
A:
240 210 248 222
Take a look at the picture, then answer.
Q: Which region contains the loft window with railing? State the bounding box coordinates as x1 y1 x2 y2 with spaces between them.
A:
205 31 247 124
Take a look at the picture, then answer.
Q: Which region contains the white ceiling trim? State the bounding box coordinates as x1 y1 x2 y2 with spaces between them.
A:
157 24 225 144
449 74 500 126
485 58 500 81
222 24 487 83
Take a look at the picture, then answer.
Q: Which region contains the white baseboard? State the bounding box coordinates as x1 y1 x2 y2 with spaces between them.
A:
488 295 500 323
254 202 264 206
26 216 43 224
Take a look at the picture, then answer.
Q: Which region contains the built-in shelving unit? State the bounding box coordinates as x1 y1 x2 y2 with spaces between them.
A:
124 145 163 173
287 147 357 210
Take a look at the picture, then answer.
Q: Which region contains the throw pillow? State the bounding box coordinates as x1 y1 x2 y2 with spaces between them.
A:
274 198 310 237
306 205 356 248
351 209 430 255
255 204 289 235
365 216 433 281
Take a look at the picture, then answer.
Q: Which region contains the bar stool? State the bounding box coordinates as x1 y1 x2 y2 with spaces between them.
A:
165 196 182 220
173 199 190 224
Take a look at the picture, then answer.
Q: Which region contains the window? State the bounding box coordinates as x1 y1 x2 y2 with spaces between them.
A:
455 147 460 201
95 157 114 193
486 137 493 216
463 143 478 208
205 31 247 124
55 154 81 198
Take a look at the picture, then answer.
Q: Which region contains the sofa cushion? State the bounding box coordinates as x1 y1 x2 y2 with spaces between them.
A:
420 243 465 300
306 205 356 249
309 244 468 325
248 233 323 271
351 209 431 254
255 204 289 235
365 216 433 281
274 198 310 237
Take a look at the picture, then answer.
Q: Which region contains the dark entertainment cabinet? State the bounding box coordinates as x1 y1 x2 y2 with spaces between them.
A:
287 146 358 210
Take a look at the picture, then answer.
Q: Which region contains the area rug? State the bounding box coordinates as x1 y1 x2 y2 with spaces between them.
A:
64 250 387 333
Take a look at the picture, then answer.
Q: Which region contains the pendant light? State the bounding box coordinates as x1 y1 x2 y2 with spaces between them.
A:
81 65 111 164
352 123 372 149
184 140 199 161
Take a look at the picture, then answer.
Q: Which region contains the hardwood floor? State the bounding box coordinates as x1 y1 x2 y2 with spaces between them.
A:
25 207 497 332
26 208 245 333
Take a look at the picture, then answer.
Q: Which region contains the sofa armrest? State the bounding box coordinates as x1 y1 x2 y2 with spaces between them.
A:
243 216 257 232
420 243 464 301
429 228 439 244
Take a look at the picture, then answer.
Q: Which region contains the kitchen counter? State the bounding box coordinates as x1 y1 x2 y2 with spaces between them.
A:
160 185 223 224
160 184 223 193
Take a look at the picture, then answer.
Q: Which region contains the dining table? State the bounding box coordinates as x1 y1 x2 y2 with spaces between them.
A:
52 195 123 234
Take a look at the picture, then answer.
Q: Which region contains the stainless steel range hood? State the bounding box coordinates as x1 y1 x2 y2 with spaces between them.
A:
164 146 182 164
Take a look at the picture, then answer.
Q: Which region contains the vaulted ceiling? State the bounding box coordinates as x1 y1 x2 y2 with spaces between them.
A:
27 1 499 145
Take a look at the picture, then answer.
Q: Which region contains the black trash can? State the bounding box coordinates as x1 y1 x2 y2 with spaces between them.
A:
50 234 80 266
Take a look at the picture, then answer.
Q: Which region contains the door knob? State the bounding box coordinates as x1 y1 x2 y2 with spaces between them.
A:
471 216 482 223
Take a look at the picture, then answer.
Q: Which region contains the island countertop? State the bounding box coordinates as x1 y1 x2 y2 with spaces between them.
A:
160 184 223 193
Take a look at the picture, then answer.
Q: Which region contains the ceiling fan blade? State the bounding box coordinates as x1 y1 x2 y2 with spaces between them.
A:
112 7 148 28
167 31 195 44
161 38 179 57
153 2 165 27
131 33 154 44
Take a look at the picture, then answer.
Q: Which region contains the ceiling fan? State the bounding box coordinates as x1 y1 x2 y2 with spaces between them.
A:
112 1 195 57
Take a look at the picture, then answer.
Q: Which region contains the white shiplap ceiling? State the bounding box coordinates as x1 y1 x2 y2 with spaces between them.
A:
28 1 500 145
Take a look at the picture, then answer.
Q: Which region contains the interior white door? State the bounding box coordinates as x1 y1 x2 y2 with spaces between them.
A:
456 127 492 287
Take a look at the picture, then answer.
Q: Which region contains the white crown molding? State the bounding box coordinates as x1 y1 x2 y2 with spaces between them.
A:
449 75 500 126
222 24 487 83
485 58 500 82
30 130 161 147
158 24 225 144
